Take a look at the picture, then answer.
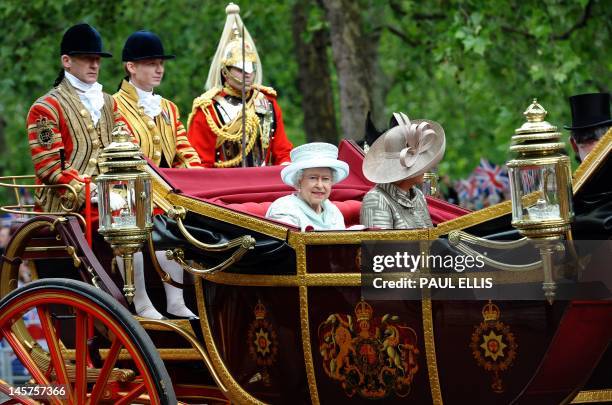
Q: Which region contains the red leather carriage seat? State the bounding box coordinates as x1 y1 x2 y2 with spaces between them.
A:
223 198 464 228
225 199 363 228
156 140 469 228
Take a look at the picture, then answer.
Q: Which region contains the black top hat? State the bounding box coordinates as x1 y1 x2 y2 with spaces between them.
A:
60 23 112 57
122 31 175 62
564 92 611 130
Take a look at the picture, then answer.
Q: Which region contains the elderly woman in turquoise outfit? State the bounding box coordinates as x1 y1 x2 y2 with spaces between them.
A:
266 143 349 230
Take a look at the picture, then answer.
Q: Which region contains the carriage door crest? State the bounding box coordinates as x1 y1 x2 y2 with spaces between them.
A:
470 300 518 393
247 299 278 385
317 298 420 398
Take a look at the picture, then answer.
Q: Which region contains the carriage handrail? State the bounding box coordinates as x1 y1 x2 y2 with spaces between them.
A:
166 245 252 276
448 230 532 250
166 206 256 252
448 229 544 272
0 175 82 221
0 204 86 229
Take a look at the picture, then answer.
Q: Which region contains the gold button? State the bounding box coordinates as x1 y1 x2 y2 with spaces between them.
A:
147 120 156 129
153 150 161 158
89 158 97 166
80 109 88 117
87 123 94 131
92 139 99 147
153 135 161 144
139 108 145 116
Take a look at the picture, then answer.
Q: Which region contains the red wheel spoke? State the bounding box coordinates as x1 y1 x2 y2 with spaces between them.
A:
36 306 74 404
0 380 39 405
0 327 62 405
88 337 122 405
74 310 88 404
115 382 146 405
0 282 174 403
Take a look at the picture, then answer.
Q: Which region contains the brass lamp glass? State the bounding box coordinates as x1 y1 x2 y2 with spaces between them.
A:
421 172 439 198
97 123 152 304
507 99 573 239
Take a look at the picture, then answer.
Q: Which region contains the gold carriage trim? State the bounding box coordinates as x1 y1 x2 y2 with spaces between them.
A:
194 278 267 405
571 389 612 403
300 285 320 405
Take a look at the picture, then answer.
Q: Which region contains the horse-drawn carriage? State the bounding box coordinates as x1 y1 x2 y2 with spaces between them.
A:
0 105 611 404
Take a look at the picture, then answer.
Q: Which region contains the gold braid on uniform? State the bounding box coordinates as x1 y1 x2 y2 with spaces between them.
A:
193 87 265 168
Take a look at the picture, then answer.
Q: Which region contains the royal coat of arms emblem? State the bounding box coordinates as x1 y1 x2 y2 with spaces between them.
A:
470 300 518 393
317 298 420 398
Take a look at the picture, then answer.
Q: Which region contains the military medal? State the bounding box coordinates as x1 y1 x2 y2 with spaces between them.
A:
35 116 54 149
161 110 171 125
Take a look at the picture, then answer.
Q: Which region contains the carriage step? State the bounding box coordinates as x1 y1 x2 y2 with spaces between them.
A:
135 317 195 334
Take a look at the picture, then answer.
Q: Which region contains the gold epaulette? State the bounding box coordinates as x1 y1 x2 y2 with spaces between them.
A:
187 87 222 129
252 84 277 98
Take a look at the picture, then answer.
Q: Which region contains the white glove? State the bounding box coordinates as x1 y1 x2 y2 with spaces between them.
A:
89 183 99 204
109 191 127 211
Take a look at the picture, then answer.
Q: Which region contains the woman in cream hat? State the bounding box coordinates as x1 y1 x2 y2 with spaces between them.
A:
266 143 349 230
360 113 446 229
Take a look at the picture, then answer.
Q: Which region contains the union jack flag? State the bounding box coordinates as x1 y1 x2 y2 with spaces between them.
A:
473 158 509 194
456 176 482 203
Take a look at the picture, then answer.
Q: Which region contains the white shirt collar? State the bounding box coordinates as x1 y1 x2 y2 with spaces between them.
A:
64 71 99 92
129 80 162 118
64 71 104 126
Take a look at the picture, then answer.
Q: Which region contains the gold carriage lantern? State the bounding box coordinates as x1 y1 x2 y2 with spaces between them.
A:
421 171 439 198
96 123 153 304
506 99 573 239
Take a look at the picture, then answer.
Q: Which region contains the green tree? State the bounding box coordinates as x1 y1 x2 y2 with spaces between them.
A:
0 0 609 207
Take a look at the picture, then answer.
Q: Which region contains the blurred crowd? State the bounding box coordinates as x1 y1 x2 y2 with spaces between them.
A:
438 158 511 210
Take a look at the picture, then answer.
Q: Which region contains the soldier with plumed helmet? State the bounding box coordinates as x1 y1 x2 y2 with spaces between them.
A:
186 3 293 168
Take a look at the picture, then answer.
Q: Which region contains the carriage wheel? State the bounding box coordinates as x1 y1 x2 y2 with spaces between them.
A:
0 279 176 404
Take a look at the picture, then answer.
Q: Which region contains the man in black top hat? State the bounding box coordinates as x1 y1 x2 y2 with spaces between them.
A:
565 92 611 163
566 93 612 241
113 31 200 319
27 23 126 213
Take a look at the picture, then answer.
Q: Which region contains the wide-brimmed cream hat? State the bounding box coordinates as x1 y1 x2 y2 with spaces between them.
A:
281 143 349 188
363 112 445 183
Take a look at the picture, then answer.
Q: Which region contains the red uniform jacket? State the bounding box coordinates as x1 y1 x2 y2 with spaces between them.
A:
27 78 126 212
187 86 292 168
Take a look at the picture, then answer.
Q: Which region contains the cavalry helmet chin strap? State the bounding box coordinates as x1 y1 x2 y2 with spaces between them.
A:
222 66 246 86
